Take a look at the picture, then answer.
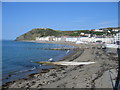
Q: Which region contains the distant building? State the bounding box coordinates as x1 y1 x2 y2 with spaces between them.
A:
114 31 120 44
36 36 54 41
53 37 62 41
60 37 66 42
36 34 116 44
91 29 103 32
77 37 114 43
101 27 120 32
80 33 85 35
66 37 78 42
112 28 120 32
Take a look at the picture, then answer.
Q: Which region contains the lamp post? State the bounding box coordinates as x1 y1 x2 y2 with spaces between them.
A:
114 31 120 90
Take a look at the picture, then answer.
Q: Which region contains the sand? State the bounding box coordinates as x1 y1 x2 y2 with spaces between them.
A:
2 41 118 89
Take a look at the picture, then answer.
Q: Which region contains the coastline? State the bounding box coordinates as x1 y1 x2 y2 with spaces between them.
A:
2 41 118 88
2 40 80 84
2 41 82 85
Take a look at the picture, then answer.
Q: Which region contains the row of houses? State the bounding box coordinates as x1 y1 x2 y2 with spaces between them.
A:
36 32 120 44
36 37 114 44
36 36 80 42
90 28 120 32
36 36 66 42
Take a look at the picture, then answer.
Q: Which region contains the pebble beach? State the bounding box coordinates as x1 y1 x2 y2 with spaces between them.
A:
2 41 118 89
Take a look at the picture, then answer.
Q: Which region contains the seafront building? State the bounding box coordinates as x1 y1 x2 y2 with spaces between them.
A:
114 31 120 44
66 37 78 42
36 36 114 44
36 36 55 41
77 37 114 43
53 37 61 41
35 31 120 44
104 31 120 48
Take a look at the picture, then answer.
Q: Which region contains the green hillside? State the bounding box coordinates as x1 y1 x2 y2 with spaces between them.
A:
15 28 64 40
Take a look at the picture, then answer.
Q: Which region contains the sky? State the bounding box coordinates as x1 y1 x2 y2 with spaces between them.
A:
2 0 120 2
2 2 118 40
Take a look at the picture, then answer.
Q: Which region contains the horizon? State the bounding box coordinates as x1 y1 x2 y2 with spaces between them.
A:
3 2 118 40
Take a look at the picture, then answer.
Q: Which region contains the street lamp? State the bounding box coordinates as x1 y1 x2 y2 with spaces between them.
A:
114 31 120 90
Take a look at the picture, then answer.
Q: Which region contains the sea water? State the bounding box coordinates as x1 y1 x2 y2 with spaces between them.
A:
2 40 73 84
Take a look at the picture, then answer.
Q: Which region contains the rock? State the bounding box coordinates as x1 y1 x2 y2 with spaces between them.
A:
34 74 40 78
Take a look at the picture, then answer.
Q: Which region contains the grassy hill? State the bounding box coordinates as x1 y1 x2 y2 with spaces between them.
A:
15 28 64 40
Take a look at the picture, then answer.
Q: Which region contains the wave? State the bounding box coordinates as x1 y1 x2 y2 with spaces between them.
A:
16 66 37 74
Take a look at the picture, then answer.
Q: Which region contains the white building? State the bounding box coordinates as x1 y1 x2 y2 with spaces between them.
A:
77 37 114 44
94 38 114 43
36 36 54 41
53 37 62 41
60 37 66 42
78 37 91 42
91 29 103 32
36 35 116 44
80 33 85 35
114 32 120 44
112 28 120 32
66 37 78 42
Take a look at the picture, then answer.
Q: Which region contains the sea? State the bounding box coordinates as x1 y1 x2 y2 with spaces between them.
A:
2 40 74 84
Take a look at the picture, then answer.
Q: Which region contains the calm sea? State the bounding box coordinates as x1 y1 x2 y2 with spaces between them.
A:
2 40 73 84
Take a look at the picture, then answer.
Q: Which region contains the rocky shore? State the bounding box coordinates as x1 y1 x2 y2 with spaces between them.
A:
2 41 118 89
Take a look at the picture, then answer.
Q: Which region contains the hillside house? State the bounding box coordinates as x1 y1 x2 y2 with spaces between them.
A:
91 29 103 32
112 28 120 32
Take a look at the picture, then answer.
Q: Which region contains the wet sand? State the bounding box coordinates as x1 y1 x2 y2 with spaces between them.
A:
2 41 118 89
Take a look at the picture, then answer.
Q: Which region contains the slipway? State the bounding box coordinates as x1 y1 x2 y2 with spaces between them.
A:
35 61 96 66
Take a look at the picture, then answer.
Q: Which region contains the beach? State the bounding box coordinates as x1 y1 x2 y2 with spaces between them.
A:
2 41 118 89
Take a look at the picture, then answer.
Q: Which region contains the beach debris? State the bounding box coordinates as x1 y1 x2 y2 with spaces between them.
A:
48 58 55 62
66 50 70 54
34 61 96 66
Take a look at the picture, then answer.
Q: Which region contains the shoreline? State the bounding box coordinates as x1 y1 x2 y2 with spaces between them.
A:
2 41 83 86
2 41 118 88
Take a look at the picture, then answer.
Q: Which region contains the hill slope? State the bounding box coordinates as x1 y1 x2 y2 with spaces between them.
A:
15 28 64 41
